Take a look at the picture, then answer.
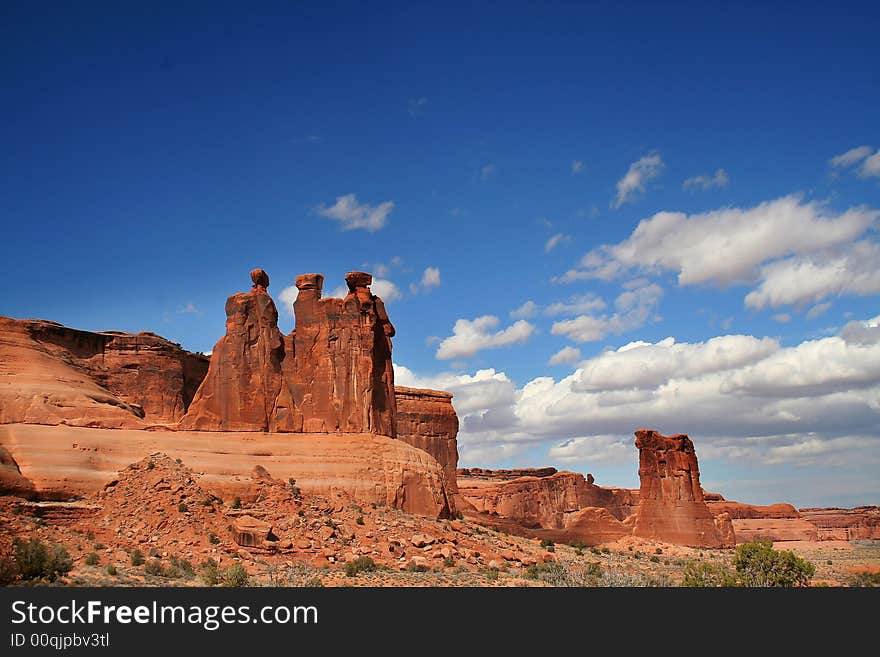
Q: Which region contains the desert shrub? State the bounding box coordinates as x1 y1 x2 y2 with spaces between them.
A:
209 532 220 545
199 558 219 586
146 461 155 470
649 555 660 563
733 541 815 588
443 556 456 568
826 560 833 565
130 549 145 566
601 547 611 554
84 552 100 566
105 564 117 576
0 551 19 585
86 530 95 541
598 570 658 587
356 516 365 526
524 561 601 586
655 548 663 555
286 564 324 587
94 542 105 550
849 571 880 587
454 510 464 520
144 559 166 577
175 458 182 464
540 539 554 548
569 541 588 550
682 561 737 587
344 556 378 577
178 502 188 513
231 497 241 509
13 538 72 582
166 556 194 579
480 567 499 581
590 547 601 555
288 478 302 498
220 563 249 587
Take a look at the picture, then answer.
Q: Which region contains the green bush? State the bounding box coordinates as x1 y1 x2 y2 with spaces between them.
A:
84 552 100 566
105 564 117 576
649 555 660 563
199 558 219 586
178 502 188 513
443 556 456 568
733 540 814 587
12 538 72 582
540 539 555 548
130 549 145 566
231 497 241 509
208 532 220 545
682 561 737 587
344 556 378 577
147 461 155 470
356 516 365 526
86 530 95 541
655 548 663 555
220 563 249 587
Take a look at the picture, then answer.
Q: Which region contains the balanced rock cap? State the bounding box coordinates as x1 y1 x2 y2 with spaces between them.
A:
250 268 270 289
295 273 324 291
344 271 372 291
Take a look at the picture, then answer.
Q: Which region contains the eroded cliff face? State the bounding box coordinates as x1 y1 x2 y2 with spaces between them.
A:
0 315 208 428
799 507 880 541
630 429 733 548
179 269 285 431
395 386 459 492
455 469 641 545
180 270 398 437
284 272 396 436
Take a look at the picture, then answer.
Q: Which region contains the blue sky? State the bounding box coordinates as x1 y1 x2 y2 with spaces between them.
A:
2 2 879 507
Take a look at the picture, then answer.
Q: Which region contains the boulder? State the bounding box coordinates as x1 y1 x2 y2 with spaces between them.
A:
231 515 274 547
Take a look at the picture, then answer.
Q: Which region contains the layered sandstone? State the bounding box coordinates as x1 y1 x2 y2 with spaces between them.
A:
0 423 452 517
179 269 285 431
799 506 880 541
456 468 641 545
630 430 733 548
0 316 208 428
284 272 396 436
395 386 459 492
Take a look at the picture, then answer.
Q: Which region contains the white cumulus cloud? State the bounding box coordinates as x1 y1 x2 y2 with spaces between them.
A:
548 346 582 366
683 168 729 191
544 232 571 253
435 316 535 360
316 194 394 232
829 145 873 169
550 283 662 343
510 301 539 319
613 153 664 208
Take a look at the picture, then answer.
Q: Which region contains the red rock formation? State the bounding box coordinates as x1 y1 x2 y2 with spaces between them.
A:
0 423 453 517
630 429 732 548
0 316 207 428
179 269 285 431
707 501 801 520
799 507 880 541
283 272 396 436
0 445 35 498
457 469 640 528
395 386 459 492
457 467 560 480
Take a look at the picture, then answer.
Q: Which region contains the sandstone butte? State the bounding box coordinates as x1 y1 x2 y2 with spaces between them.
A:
0 268 873 546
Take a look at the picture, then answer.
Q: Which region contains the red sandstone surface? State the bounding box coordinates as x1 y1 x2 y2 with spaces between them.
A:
0 316 208 428
395 386 459 493
630 430 733 548
799 507 880 541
